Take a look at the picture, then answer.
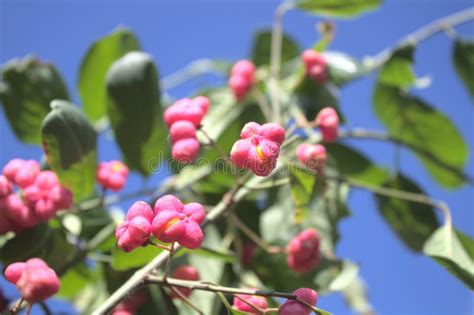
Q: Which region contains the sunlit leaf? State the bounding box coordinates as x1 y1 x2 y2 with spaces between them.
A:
78 27 141 122
0 56 69 144
296 0 381 18
41 100 97 201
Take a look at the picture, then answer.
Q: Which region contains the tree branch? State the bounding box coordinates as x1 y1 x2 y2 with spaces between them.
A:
365 7 474 70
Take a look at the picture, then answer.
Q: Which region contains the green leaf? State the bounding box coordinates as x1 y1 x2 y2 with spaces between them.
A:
341 276 374 315
374 173 439 252
0 224 50 265
452 38 474 99
293 76 342 121
373 84 468 188
251 30 300 67
378 45 416 88
423 225 474 290
57 263 93 298
289 166 317 223
41 100 97 201
296 0 381 18
111 245 163 271
325 143 389 186
328 261 359 291
106 51 167 176
0 56 69 144
325 52 363 86
78 27 141 122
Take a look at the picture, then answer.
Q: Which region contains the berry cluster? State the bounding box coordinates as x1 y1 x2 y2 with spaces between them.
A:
279 288 318 315
230 122 286 176
115 195 205 252
296 143 327 174
4 258 60 303
302 49 328 84
97 160 129 192
0 159 72 234
170 265 200 298
229 60 256 101
315 107 339 142
112 291 147 315
287 229 321 273
232 289 268 314
164 97 210 163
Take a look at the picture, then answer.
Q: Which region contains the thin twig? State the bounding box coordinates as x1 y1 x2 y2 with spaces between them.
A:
162 242 175 280
235 295 265 314
169 287 204 315
228 212 283 254
146 276 322 314
38 301 52 315
366 7 474 70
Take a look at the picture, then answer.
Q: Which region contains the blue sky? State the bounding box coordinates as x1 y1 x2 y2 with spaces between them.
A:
1 0 473 314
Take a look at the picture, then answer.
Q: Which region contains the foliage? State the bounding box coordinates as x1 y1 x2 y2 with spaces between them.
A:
0 1 473 314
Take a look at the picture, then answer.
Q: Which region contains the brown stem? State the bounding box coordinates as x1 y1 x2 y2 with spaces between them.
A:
146 276 322 314
228 212 283 254
163 242 175 280
169 287 204 315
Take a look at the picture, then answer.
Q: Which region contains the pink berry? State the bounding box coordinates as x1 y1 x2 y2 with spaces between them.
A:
126 201 154 222
229 60 255 101
229 75 251 101
16 260 60 302
19 160 41 188
287 229 321 273
231 60 256 83
4 262 27 284
154 195 184 213
279 288 318 315
169 120 197 144
151 210 187 243
3 159 25 182
112 291 148 314
172 138 200 163
315 107 339 142
116 201 154 252
170 266 200 298
233 290 268 314
230 122 285 177
164 98 206 128
296 144 327 173
0 175 12 198
302 50 327 84
192 96 210 115
4 194 38 228
23 171 71 221
279 301 308 315
178 220 204 250
183 203 205 225
97 161 129 192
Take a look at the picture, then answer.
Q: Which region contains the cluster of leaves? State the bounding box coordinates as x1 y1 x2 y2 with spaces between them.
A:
0 0 473 314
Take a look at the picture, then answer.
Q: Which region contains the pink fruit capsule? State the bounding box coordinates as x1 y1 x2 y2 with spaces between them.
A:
315 107 339 142
169 120 197 144
172 138 200 163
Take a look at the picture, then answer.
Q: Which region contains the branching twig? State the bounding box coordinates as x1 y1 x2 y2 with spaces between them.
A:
228 212 283 254
169 287 204 315
365 7 474 70
146 276 322 314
